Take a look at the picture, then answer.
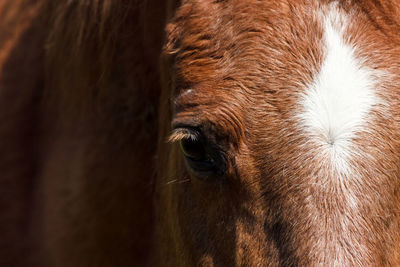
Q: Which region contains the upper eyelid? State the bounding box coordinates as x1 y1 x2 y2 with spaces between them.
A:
170 116 234 147
171 114 201 129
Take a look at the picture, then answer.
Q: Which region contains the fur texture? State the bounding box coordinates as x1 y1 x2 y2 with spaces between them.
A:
160 0 400 266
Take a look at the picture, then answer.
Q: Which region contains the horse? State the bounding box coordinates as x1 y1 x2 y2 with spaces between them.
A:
2 0 400 266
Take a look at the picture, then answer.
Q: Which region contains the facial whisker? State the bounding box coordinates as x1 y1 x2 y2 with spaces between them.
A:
164 178 191 186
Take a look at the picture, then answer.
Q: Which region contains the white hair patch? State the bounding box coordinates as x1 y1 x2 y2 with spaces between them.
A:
299 7 379 170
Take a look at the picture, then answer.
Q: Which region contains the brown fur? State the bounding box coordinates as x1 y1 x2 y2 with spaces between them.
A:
1 0 400 266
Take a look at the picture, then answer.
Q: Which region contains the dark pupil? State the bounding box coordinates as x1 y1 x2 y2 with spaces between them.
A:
180 139 206 161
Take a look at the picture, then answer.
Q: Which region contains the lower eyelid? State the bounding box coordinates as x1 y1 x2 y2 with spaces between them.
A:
185 156 214 166
185 156 216 172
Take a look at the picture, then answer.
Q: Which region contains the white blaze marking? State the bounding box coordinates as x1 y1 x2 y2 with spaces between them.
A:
300 8 379 163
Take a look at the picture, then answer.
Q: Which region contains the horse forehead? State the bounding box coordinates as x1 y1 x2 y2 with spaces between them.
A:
297 5 386 173
174 2 390 139
174 1 323 98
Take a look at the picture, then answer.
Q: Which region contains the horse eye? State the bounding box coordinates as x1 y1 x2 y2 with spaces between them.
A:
179 137 219 176
180 138 207 161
